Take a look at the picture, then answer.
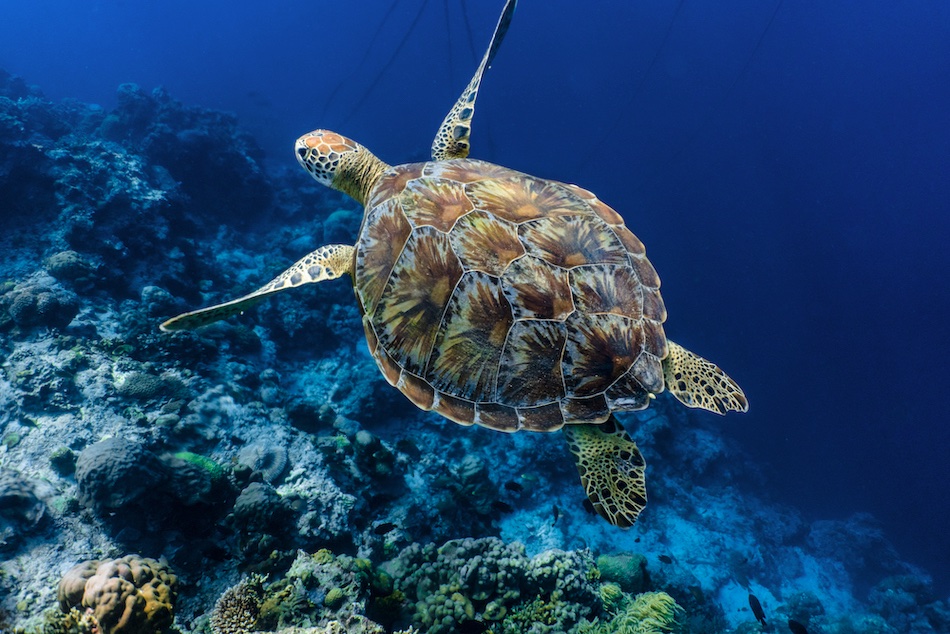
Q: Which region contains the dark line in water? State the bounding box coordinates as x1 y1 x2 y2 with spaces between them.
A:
578 0 686 174
635 0 784 193
460 0 478 63
342 0 433 126
444 0 455 85
319 0 401 121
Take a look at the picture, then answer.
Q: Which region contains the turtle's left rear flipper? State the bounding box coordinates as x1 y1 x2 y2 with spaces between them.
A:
160 244 354 331
563 417 646 528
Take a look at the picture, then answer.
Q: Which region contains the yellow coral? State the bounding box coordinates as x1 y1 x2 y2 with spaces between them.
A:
580 590 683 634
57 555 178 634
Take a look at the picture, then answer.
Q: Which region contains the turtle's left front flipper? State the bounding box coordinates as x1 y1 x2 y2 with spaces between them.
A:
160 244 354 332
563 417 647 528
662 340 749 414
431 0 517 161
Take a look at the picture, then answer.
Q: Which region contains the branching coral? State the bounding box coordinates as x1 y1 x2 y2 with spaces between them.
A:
210 575 265 634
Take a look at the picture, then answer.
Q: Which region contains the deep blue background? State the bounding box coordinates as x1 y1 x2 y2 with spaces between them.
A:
2 0 948 592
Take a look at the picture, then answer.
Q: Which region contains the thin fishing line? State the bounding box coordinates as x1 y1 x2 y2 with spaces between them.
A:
342 0 433 126
460 0 478 63
444 0 455 83
634 0 784 192
578 0 687 172
320 0 401 120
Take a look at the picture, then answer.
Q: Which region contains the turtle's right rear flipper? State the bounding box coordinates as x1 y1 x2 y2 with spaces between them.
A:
160 244 354 332
563 416 646 528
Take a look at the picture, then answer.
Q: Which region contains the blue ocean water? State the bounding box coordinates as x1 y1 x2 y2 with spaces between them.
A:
1 0 948 627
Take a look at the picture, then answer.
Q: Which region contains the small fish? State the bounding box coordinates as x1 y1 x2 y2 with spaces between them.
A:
581 499 597 515
552 504 560 525
658 554 673 564
491 500 514 514
395 439 422 460
748 593 767 627
634 537 641 542
787 619 808 634
457 620 488 634
504 480 523 492
372 522 397 535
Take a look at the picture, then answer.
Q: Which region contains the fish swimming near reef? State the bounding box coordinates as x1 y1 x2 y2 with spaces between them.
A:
748 593 767 627
787 619 808 634
503 480 523 493
491 500 514 514
457 620 489 634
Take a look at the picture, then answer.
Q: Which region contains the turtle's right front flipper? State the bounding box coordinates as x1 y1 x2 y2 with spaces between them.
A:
431 0 517 161
563 416 647 528
160 244 354 332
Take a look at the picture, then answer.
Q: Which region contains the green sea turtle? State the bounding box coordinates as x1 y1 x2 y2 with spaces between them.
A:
161 0 747 528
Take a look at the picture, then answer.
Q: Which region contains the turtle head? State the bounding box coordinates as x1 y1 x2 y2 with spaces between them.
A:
295 130 390 206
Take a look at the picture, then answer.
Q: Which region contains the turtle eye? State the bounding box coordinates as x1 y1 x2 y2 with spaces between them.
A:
296 147 308 159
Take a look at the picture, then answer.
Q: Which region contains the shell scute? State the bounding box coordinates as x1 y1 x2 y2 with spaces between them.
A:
402 177 473 232
612 225 646 256
397 370 436 410
570 265 642 317
424 159 512 183
642 287 667 322
432 391 476 426
367 163 426 209
497 319 567 406
475 401 520 432
501 256 574 321
372 227 462 375
517 402 565 432
465 176 584 224
427 270 513 402
630 252 660 289
520 215 629 269
563 313 643 397
561 394 611 424
450 211 524 276
355 198 412 314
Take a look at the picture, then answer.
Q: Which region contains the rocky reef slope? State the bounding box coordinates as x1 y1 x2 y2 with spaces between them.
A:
0 69 946 634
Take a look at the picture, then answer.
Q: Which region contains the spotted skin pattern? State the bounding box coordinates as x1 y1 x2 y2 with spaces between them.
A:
563 417 647 529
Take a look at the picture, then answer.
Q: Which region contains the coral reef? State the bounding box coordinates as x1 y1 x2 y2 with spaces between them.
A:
209 575 265 634
2 274 79 330
382 537 599 633
580 591 684 634
0 68 947 634
0 469 46 554
57 555 178 634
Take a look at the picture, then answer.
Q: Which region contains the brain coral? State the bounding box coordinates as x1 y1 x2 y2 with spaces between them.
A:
74 437 166 514
57 555 178 634
0 469 46 553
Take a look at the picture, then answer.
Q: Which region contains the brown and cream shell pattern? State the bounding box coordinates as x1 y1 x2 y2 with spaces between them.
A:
354 158 668 433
